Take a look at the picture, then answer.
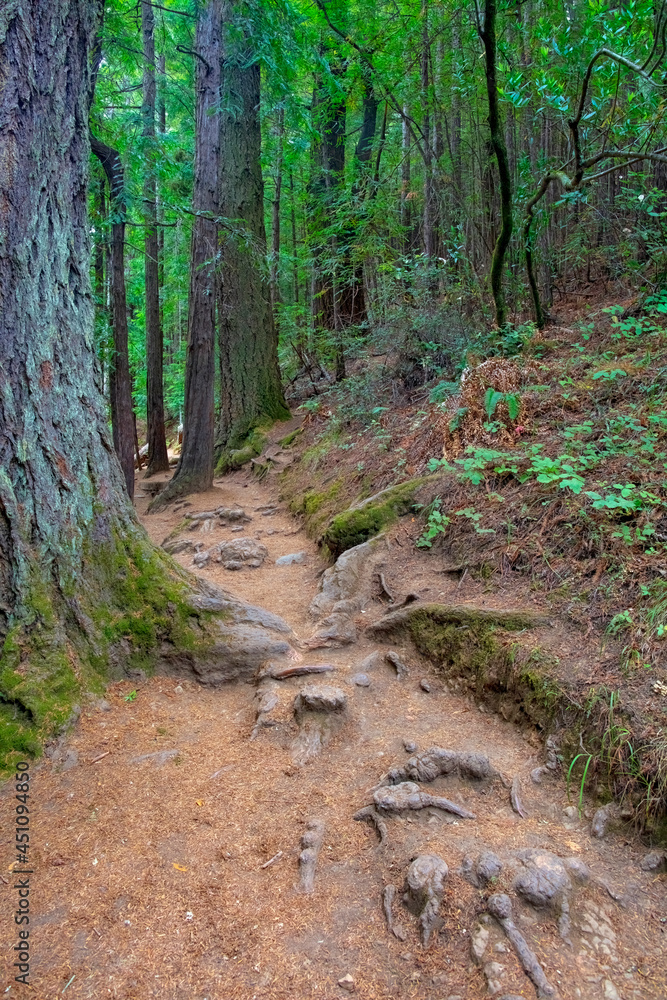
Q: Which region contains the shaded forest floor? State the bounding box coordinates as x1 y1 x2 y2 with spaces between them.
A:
1 408 667 998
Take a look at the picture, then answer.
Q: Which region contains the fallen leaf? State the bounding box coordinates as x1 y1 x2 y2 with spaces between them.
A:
172 863 188 872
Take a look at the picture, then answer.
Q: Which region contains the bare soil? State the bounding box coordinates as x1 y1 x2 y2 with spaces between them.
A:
1 429 666 1000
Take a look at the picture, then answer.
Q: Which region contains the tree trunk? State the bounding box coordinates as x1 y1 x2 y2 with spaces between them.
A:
142 0 170 477
156 0 222 504
89 134 136 499
216 39 289 463
421 0 434 258
481 0 514 328
270 108 285 311
0 0 294 770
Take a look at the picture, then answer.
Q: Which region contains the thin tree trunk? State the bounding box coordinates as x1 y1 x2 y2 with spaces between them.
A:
158 51 167 355
481 0 513 328
90 134 135 499
401 105 412 249
421 0 434 258
142 0 170 477
270 108 285 310
156 0 222 504
217 40 289 463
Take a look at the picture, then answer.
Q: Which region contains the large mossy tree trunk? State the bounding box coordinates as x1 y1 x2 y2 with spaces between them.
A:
142 0 170 478
155 0 222 503
216 35 289 467
0 0 291 773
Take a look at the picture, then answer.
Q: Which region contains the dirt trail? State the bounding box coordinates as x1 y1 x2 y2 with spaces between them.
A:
1 438 665 1000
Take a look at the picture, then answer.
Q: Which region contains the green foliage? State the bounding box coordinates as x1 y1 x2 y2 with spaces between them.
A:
416 498 451 548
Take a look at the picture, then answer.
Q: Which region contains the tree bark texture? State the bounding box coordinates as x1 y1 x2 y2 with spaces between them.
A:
481 0 513 328
0 0 136 644
158 0 222 502
217 52 289 457
89 134 136 499
142 0 170 477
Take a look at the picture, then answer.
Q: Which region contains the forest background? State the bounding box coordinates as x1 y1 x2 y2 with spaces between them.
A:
91 0 667 469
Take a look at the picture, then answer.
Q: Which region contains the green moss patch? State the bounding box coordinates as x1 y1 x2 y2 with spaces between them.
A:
322 476 435 558
0 526 218 778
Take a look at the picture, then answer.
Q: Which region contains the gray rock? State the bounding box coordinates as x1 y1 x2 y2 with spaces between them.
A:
276 551 307 566
386 649 409 679
563 857 590 884
513 850 570 908
420 678 431 692
214 537 269 570
217 507 250 523
351 673 371 687
309 538 383 619
163 539 194 556
591 802 620 838
403 739 417 753
470 921 490 964
640 849 667 872
295 684 347 715
193 550 210 567
307 613 357 647
96 699 112 713
358 650 383 672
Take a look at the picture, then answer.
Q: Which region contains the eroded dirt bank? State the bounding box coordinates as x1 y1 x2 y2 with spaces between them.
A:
0 450 665 1000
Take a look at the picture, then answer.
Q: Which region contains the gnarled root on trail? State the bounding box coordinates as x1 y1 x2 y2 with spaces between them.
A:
298 819 325 893
382 885 407 941
487 893 556 998
381 747 497 786
374 782 476 819
353 805 388 845
404 855 449 947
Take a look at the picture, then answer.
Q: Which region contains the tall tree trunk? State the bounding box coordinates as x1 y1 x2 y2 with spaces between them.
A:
156 0 222 504
270 108 285 311
421 0 434 258
89 134 135 499
481 0 513 328
216 35 289 463
401 105 412 250
142 0 170 477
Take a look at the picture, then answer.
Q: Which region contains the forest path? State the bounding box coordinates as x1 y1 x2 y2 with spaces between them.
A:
1 435 665 1000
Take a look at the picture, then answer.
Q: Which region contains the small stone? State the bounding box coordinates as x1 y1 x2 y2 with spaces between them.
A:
231 525 244 532
603 981 620 1000
470 922 490 964
483 961 505 995
431 972 448 986
276 551 307 566
403 739 417 753
351 673 371 687
420 678 432 692
563 805 578 819
591 803 620 839
531 766 547 784
338 974 355 992
163 539 194 555
640 849 667 872
174 685 184 694
399 952 413 962
97 699 112 713
192 550 210 567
